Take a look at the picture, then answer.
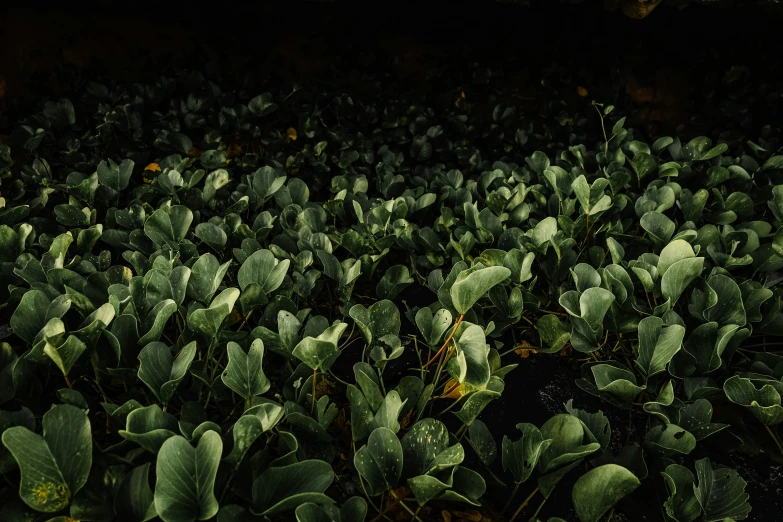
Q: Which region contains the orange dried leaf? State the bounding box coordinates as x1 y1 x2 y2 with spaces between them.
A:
454 511 483 522
577 86 588 97
226 143 243 158
144 162 161 172
399 408 414 430
514 347 537 359
440 379 464 399
188 147 203 158
286 127 297 142
442 511 452 522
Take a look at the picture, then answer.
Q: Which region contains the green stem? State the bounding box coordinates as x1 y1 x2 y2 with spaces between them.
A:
765 424 783 457
389 490 422 522
509 486 539 522
502 482 521 514
311 369 317 414
531 496 548 519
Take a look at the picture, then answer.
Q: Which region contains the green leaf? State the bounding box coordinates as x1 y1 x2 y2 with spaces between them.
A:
661 257 704 305
502 423 551 484
114 463 157 522
138 341 197 404
643 424 696 457
536 315 571 354
538 414 600 497
224 402 284 470
376 265 414 300
634 316 685 378
723 375 783 425
252 460 334 515
119 405 178 453
354 427 403 494
450 264 511 315
694 458 751 522
455 325 491 388
571 464 640 522
1 405 92 512
415 307 453 347
154 431 222 522
188 288 240 338
293 322 348 372
237 249 290 293
221 339 271 403
187 253 231 304
98 158 134 192
467 420 497 468
401 419 463 478
349 300 401 347
661 464 701 522
144 205 193 250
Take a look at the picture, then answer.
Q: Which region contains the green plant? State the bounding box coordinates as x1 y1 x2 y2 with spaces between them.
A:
1 54 781 522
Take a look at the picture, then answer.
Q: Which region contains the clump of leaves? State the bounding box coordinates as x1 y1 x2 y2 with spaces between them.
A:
1 50 781 522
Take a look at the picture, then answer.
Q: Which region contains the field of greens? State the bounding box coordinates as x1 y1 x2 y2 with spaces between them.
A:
1 31 783 521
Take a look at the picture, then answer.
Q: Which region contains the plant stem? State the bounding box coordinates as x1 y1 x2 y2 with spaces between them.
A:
765 424 783 457
389 490 422 522
422 314 464 369
63 372 73 389
531 496 548 519
509 486 539 522
502 483 521 514
311 369 317 414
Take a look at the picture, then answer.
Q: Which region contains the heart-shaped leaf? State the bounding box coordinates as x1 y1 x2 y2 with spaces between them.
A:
154 431 222 522
354 427 403 495
138 341 197 405
221 339 271 404
2 405 92 512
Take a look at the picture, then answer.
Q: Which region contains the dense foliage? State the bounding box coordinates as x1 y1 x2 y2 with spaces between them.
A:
1 54 782 522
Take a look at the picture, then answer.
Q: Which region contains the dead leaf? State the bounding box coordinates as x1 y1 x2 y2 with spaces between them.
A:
228 307 243 326
439 379 465 399
455 90 466 107
442 511 452 522
286 127 297 142
454 511 484 522
559 343 573 357
577 86 588 97
188 147 203 158
514 347 537 359
399 408 414 430
314 375 334 399
144 163 161 172
226 143 243 158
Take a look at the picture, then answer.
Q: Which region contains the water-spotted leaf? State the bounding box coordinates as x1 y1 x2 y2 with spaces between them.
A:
354 427 403 494
1 405 91 512
415 307 453 347
221 339 271 403
502 423 551 484
694 458 751 522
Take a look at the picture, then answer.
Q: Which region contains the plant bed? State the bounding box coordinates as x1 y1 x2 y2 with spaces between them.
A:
2 35 783 522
